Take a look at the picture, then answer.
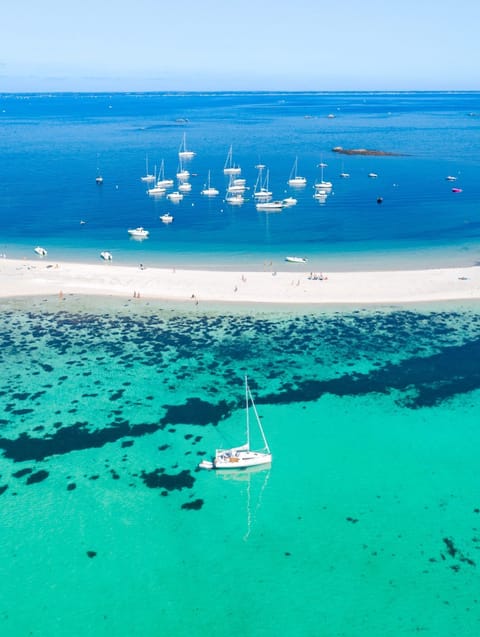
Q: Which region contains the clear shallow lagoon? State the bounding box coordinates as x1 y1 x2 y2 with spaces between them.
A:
1 91 480 269
0 295 480 636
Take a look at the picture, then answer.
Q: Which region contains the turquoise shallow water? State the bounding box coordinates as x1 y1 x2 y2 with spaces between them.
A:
0 296 479 635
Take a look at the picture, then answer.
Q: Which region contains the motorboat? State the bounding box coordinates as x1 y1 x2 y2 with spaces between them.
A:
178 182 192 192
100 251 113 261
282 197 297 206
256 200 284 211
452 187 463 193
445 175 457 181
285 256 307 263
34 246 47 257
167 191 184 201
368 172 378 178
127 227 149 238
160 213 173 224
95 176 104 184
314 190 328 202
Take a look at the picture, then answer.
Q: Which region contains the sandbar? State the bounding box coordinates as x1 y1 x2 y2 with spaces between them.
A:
1 258 480 306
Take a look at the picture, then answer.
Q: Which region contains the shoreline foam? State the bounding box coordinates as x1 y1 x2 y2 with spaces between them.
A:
1 258 480 306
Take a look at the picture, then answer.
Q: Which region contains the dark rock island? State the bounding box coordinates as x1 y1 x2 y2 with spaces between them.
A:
332 146 404 156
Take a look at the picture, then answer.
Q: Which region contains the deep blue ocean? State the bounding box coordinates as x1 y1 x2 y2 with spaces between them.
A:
1 91 480 269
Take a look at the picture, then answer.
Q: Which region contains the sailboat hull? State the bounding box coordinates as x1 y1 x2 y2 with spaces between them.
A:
200 451 272 470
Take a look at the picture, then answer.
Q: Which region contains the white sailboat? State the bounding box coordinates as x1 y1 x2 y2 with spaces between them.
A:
140 155 156 182
227 174 247 193
178 132 195 159
156 160 174 188
339 161 350 178
147 166 166 196
201 170 219 196
315 162 333 190
288 157 307 186
176 157 190 181
199 376 272 470
225 191 245 205
223 145 242 175
253 166 272 200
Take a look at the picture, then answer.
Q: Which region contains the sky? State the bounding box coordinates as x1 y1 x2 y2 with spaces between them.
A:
1 0 479 92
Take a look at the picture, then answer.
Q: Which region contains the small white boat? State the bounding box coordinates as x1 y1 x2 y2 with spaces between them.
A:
253 166 272 200
95 176 104 185
282 197 297 206
368 172 378 178
156 160 174 188
201 170 219 196
225 193 245 205
314 190 328 203
100 251 113 261
227 182 247 193
288 157 307 186
176 158 190 181
315 162 333 190
147 184 166 196
223 145 241 175
34 246 47 257
160 213 173 224
256 200 284 211
178 182 192 192
140 155 156 183
128 227 149 238
167 191 184 202
199 376 272 471
176 169 190 181
285 256 307 263
340 172 350 178
445 175 457 181
178 132 195 159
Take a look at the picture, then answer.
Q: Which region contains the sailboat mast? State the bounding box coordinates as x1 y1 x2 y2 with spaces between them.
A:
245 375 250 449
250 394 270 453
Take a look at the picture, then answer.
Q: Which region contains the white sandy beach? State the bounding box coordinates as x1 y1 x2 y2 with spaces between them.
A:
1 257 480 305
